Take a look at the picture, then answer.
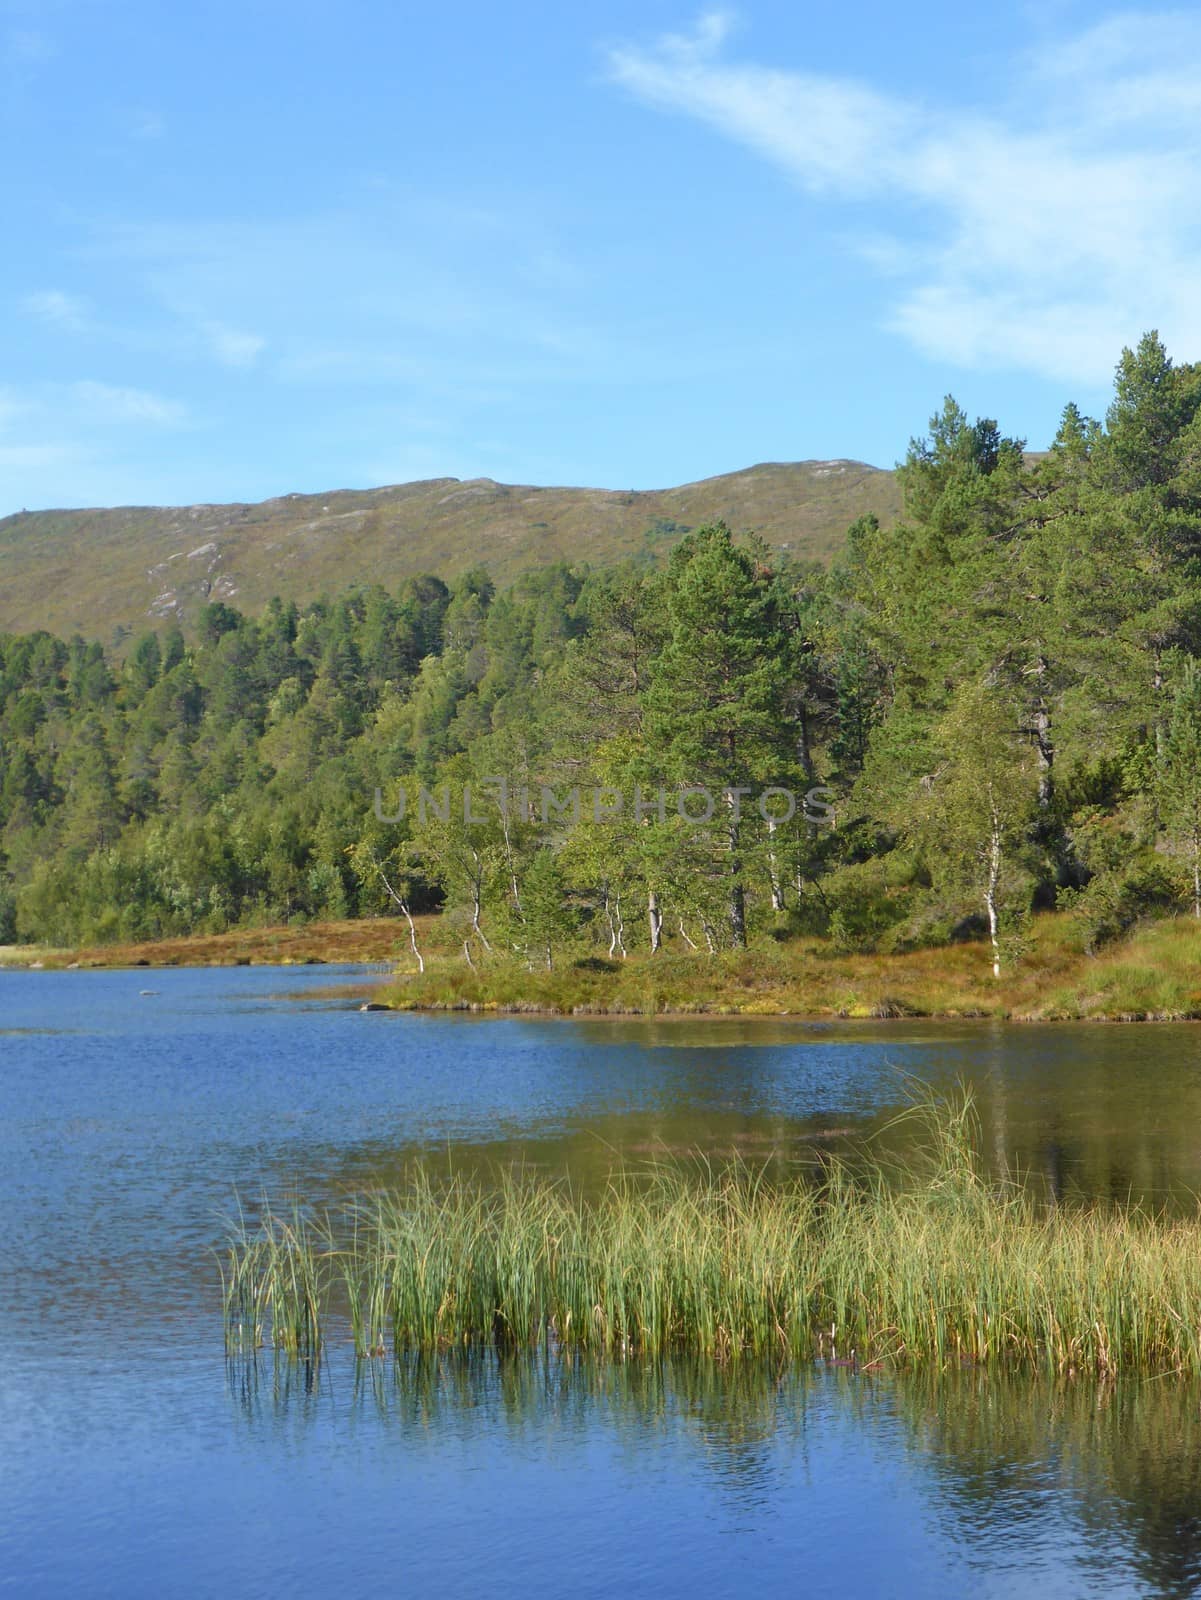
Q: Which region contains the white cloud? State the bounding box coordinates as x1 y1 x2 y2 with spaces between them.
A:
22 289 89 331
0 388 29 431
0 379 186 512
608 11 1201 383
657 9 737 61
80 210 633 386
21 285 263 372
0 442 76 471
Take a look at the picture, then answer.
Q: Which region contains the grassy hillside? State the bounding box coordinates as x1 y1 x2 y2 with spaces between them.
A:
0 459 899 640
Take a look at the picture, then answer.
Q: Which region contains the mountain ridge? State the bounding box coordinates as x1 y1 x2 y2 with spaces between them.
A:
0 458 901 641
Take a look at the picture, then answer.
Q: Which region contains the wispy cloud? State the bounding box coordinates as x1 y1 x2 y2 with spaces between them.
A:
126 108 165 140
0 442 78 472
21 279 265 372
67 380 185 427
203 322 266 368
81 208 641 386
0 376 187 509
22 289 90 331
608 10 1201 384
0 378 185 434
0 389 28 431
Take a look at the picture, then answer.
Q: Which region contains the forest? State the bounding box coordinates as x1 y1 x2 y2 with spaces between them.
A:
4 331 1201 979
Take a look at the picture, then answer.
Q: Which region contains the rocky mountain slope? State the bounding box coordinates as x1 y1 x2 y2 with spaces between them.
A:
0 459 900 640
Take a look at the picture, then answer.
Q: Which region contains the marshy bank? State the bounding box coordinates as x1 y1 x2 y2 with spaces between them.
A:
224 1097 1201 1378
12 910 1201 1024
380 913 1201 1022
0 915 425 970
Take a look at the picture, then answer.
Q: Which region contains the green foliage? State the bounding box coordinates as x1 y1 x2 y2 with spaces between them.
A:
1066 860 1182 954
642 525 801 947
8 331 1201 977
818 854 914 952
518 848 577 969
1157 659 1201 912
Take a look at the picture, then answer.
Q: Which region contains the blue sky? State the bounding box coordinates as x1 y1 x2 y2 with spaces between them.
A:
3 0 1200 512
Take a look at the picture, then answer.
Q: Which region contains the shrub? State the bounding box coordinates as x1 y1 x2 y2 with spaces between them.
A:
877 897 986 955
1068 859 1182 953
820 852 925 953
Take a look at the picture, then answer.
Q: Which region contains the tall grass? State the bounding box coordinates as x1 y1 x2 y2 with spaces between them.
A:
224 1098 1201 1376
221 1203 328 1358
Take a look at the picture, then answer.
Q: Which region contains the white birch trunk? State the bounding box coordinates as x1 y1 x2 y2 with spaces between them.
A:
986 786 1002 980
470 849 492 953
767 816 785 912
648 890 663 954
370 850 425 973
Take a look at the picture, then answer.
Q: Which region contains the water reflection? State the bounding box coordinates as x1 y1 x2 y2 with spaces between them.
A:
235 1013 1201 1211
900 1372 1201 1600
227 1349 1201 1597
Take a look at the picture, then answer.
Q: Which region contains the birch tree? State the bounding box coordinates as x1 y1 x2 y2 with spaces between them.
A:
908 682 1036 978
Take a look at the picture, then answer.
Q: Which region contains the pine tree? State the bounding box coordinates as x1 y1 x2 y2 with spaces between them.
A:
1158 661 1201 916
642 525 798 946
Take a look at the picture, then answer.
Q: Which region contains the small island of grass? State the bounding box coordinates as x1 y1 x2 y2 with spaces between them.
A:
225 1096 1201 1377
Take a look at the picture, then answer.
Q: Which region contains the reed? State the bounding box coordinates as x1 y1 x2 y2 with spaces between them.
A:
225 1097 1201 1376
221 1202 328 1358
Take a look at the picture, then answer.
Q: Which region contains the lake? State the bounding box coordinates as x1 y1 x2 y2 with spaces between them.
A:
3 965 1201 1598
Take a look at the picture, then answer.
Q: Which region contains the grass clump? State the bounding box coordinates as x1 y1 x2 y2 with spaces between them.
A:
221 1203 328 1358
224 1097 1201 1377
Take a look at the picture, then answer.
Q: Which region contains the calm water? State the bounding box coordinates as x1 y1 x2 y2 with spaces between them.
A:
4 966 1201 1597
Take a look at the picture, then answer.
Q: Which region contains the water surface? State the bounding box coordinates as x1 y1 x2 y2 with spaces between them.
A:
3 966 1201 1598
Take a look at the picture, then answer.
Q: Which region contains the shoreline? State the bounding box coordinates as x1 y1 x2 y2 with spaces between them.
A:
7 910 1201 1025
0 916 417 972
375 913 1201 1024
371 999 1201 1023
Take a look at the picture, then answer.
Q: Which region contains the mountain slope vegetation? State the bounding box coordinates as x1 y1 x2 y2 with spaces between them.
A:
0 459 899 642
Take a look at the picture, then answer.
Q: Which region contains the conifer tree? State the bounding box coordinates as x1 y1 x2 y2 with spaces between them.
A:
642 525 798 946
1158 661 1201 917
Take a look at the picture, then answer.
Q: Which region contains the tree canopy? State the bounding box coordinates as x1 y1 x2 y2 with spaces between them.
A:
6 335 1201 968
